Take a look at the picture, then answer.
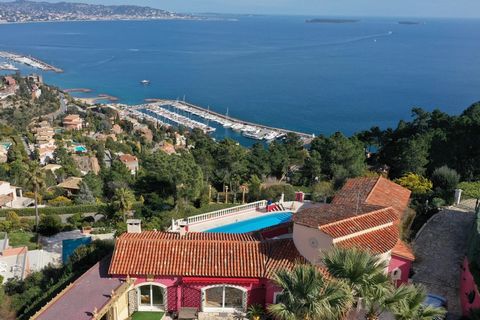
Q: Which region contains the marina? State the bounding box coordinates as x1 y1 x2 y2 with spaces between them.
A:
0 51 63 73
149 99 314 143
135 103 216 133
123 99 315 143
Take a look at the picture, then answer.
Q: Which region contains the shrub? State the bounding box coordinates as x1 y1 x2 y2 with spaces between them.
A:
431 197 446 208
37 215 62 236
47 196 72 207
0 202 143 218
431 166 460 203
261 184 295 202
311 181 334 203
394 173 433 195
5 211 20 228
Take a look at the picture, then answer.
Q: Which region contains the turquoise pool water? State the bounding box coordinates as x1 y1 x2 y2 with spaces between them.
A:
0 142 12 150
206 212 292 234
74 145 87 152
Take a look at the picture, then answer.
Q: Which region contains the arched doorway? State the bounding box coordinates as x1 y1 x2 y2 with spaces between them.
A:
135 282 167 312
202 285 247 313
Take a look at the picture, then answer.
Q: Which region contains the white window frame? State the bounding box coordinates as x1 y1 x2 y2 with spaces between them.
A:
135 282 166 312
273 291 283 304
201 284 247 313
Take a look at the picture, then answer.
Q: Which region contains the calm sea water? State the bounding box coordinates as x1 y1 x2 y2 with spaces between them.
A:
1 16 479 141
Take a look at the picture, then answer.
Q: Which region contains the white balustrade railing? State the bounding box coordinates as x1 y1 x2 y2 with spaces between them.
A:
175 200 267 227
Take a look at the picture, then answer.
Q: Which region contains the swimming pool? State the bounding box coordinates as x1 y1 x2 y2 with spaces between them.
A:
0 142 12 150
74 145 87 152
206 212 292 234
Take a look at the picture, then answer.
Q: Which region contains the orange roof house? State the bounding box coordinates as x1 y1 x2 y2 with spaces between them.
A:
119 154 138 174
63 114 83 131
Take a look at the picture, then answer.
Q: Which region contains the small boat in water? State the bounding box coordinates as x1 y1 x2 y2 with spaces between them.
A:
140 80 150 85
242 129 263 140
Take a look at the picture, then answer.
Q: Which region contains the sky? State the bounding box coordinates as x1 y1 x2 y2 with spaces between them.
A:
3 0 480 18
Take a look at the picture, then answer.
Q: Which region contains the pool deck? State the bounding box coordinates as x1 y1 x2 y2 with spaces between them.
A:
187 201 323 232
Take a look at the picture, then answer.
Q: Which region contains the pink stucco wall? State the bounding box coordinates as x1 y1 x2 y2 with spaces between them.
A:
388 254 412 286
460 257 480 316
131 276 274 312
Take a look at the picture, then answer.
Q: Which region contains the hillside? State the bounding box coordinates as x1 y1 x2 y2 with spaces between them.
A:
0 0 191 23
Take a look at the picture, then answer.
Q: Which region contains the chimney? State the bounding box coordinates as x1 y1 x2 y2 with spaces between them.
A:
126 219 141 233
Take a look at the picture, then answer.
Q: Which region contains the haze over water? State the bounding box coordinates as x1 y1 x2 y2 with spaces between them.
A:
1 15 479 138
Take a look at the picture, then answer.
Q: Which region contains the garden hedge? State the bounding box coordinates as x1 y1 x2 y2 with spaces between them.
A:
0 202 143 217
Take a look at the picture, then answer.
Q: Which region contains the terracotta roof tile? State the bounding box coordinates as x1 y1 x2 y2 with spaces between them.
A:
365 176 411 216
332 177 378 206
320 207 398 238
391 240 415 261
293 204 385 228
119 154 138 163
109 232 300 279
335 224 399 254
332 176 411 216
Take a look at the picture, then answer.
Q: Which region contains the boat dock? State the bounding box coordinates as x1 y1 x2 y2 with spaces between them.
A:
135 104 216 133
0 51 63 73
149 99 315 144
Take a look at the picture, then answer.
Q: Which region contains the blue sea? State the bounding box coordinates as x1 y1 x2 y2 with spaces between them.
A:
0 16 479 143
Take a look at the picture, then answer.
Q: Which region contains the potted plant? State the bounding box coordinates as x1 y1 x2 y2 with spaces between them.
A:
246 304 265 320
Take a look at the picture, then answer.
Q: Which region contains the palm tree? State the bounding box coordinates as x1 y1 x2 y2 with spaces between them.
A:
24 162 46 231
267 264 353 320
112 187 135 221
362 284 411 320
322 247 390 299
391 285 446 320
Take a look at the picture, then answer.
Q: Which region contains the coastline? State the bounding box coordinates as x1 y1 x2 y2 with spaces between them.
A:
0 16 211 26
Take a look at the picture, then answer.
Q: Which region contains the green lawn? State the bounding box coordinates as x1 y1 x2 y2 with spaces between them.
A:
131 311 165 320
8 231 39 250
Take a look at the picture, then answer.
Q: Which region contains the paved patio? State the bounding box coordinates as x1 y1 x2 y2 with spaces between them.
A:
412 207 475 319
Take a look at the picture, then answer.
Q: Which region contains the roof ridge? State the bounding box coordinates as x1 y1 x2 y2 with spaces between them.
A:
364 175 382 203
319 205 395 229
118 236 262 243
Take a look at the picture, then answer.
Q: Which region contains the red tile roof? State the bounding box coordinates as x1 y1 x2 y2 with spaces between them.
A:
293 177 412 257
335 224 399 254
293 204 385 228
332 177 378 206
119 154 138 163
332 176 411 216
391 240 415 261
109 232 304 279
319 207 399 238
364 176 411 216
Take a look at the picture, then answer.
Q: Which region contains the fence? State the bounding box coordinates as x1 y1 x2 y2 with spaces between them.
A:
175 200 267 227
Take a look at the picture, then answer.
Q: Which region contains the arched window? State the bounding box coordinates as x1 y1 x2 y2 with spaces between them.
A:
391 268 402 281
136 283 165 311
202 285 247 312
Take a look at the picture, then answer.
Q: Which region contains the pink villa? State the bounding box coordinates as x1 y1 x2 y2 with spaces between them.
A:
32 176 415 320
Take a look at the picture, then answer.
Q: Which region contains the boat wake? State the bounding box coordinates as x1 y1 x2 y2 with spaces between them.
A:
88 56 115 67
281 31 394 51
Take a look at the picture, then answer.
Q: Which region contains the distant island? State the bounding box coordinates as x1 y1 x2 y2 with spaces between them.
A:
0 0 193 23
306 18 359 24
398 21 420 25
